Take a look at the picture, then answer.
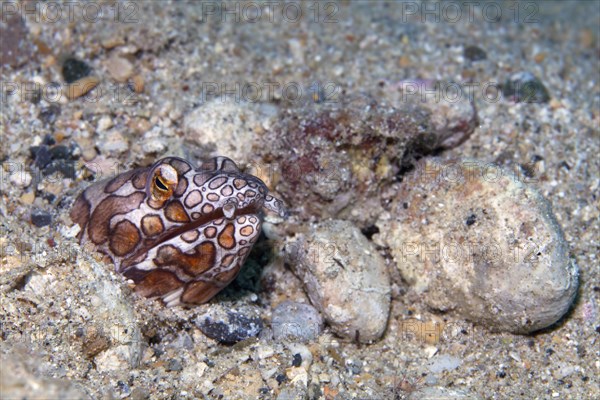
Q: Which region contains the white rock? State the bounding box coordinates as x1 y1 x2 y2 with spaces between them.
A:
287 220 391 342
376 158 579 333
97 116 113 131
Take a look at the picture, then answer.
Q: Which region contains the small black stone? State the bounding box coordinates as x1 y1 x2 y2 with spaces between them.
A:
38 105 61 125
31 210 52 227
30 145 52 169
275 374 287 385
49 145 72 160
502 71 550 103
496 370 507 378
465 214 477 226
42 134 56 146
292 353 302 367
595 326 600 334
62 57 92 84
464 45 487 61
44 160 76 179
360 225 379 240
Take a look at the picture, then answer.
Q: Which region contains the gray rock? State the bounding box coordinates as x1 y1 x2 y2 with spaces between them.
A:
30 209 52 227
286 220 391 342
376 158 579 333
195 304 263 344
502 71 550 103
272 301 324 342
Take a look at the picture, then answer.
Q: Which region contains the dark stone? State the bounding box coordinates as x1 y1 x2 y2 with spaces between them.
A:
196 310 263 344
30 145 52 169
31 210 52 227
42 134 56 146
272 301 323 342
116 381 131 397
43 160 76 179
465 214 477 226
502 72 550 103
39 105 61 125
31 143 78 178
464 45 487 61
49 145 73 160
62 58 92 84
292 353 302 367
275 374 287 384
360 225 379 240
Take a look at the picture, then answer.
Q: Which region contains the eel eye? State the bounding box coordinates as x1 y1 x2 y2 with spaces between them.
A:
154 176 169 191
149 164 178 204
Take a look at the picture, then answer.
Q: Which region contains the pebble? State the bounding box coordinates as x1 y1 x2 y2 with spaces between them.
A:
20 191 35 205
97 116 113 132
195 305 263 344
375 158 579 333
463 45 487 61
272 301 323 342
30 144 52 169
61 57 92 84
31 209 52 227
105 55 134 82
502 71 550 103
130 74 145 93
38 105 61 125
65 76 101 100
286 220 391 342
29 143 79 178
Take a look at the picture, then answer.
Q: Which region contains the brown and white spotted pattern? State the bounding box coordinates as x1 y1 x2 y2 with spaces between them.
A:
71 156 287 306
